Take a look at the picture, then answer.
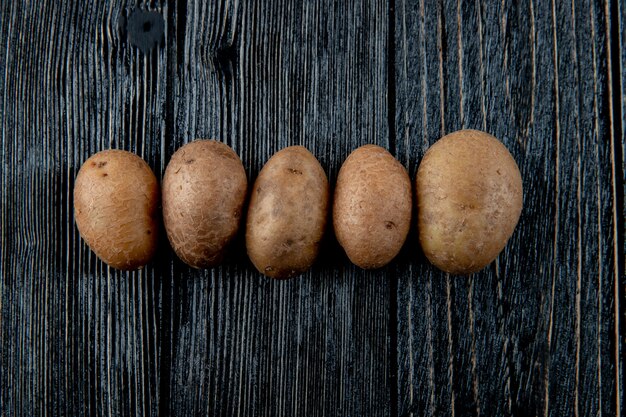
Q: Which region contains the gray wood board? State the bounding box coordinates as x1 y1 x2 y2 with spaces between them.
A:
394 0 622 415
0 1 168 416
0 0 622 416
165 1 392 415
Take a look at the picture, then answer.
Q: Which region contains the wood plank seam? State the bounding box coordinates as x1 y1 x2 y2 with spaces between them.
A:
607 0 625 415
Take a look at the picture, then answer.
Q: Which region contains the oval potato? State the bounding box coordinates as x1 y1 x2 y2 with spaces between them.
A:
333 145 412 269
162 140 247 268
415 129 523 274
74 150 159 270
246 146 329 279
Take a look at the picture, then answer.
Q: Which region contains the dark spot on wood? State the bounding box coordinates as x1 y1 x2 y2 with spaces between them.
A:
97 161 107 168
102 173 108 177
90 161 96 167
212 42 237 76
185 159 194 164
146 230 151 235
127 9 164 54
385 221 395 230
287 168 302 175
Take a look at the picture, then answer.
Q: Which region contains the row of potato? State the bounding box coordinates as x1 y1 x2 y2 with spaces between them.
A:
74 129 523 277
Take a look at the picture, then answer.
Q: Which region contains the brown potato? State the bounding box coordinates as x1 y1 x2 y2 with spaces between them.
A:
333 145 412 269
246 146 329 279
162 140 247 268
74 150 159 270
416 129 523 274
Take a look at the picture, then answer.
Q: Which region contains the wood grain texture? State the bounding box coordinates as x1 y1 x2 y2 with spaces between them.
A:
614 0 625 413
394 0 622 415
0 2 167 416
613 0 625 416
163 1 392 415
0 0 623 416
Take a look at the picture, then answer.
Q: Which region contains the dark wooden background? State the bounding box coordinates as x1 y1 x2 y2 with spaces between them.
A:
0 1 623 416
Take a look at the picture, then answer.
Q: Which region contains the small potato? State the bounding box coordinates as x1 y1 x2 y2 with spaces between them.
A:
415 129 523 274
74 150 159 270
333 145 412 269
246 146 329 279
162 140 247 268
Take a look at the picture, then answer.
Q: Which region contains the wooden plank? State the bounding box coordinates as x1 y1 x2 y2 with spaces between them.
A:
163 0 393 415
0 2 167 416
394 0 621 415
612 0 625 414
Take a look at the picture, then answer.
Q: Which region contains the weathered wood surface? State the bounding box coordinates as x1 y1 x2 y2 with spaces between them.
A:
165 1 392 416
0 1 168 416
395 0 623 415
0 1 622 416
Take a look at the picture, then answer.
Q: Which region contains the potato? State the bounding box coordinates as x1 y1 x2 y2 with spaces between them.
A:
415 129 523 274
246 146 329 279
74 150 159 270
162 140 247 268
333 145 412 269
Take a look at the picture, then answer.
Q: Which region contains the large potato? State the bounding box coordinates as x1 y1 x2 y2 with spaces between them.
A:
246 146 329 279
333 145 412 269
416 129 523 274
74 150 159 270
162 140 247 268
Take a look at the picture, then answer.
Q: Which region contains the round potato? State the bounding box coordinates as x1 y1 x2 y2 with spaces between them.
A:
246 146 329 279
333 145 412 269
74 150 159 270
416 129 523 274
162 140 247 268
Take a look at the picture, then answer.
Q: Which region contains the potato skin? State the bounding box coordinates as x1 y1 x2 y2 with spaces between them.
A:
416 129 523 274
333 145 412 269
162 140 247 268
246 146 329 279
74 150 159 270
